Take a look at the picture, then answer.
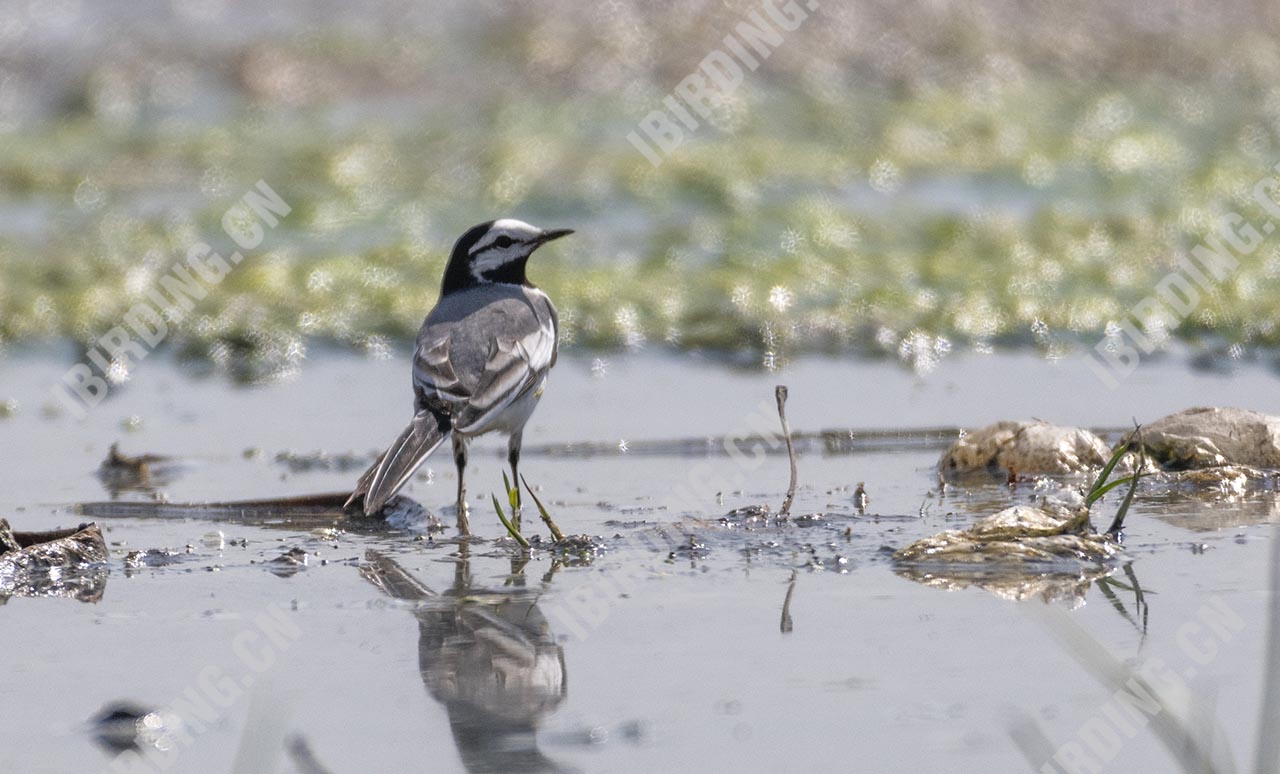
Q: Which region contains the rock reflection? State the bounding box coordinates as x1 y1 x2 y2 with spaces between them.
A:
893 563 1113 606
894 558 1151 639
361 549 568 773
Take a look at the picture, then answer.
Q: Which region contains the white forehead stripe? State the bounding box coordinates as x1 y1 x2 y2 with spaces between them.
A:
470 219 543 255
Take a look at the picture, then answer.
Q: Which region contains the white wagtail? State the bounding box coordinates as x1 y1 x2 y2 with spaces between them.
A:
346 219 572 534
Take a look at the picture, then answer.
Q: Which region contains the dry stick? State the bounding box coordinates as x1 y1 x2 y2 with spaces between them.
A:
780 570 797 633
776 385 797 518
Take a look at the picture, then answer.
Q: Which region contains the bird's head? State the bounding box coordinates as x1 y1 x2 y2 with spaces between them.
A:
441 218 573 296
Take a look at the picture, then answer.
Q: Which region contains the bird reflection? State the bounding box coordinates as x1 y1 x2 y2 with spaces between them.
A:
361 548 568 773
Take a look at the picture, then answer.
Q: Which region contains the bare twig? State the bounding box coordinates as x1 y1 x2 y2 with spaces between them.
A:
776 386 797 518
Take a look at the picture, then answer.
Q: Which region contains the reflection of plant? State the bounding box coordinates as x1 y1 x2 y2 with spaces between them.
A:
1012 535 1277 774
1012 432 1279 774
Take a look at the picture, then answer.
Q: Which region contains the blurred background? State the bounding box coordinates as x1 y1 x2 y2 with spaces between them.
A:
2 0 1280 380
6 8 1280 772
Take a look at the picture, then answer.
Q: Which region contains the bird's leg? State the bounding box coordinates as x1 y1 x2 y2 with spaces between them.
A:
508 432 523 532
452 434 471 536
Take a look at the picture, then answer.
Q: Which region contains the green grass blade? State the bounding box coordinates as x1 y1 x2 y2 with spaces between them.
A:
520 473 565 542
1088 475 1137 503
1086 438 1132 506
1105 427 1145 538
503 471 519 510
492 493 529 549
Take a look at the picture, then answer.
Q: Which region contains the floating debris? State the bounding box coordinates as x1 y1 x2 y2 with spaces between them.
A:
0 520 108 603
77 492 422 534
1133 407 1280 469
1148 464 1278 494
721 504 771 527
893 505 1125 566
123 548 185 569
96 443 181 496
668 536 710 560
267 547 310 576
529 533 608 564
901 435 1141 579
90 703 184 755
939 421 1113 477
201 531 225 549
274 450 372 474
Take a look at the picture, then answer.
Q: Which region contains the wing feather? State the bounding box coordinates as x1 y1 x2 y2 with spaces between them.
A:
453 321 555 433
411 286 558 434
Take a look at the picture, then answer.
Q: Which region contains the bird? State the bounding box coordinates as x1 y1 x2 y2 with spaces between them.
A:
346 219 571 534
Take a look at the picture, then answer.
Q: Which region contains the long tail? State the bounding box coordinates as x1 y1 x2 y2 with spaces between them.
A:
346 409 451 516
359 550 436 601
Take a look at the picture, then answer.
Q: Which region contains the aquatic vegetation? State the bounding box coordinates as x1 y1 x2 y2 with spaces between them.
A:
491 475 530 550
492 472 570 549
4 6 1280 373
520 473 566 542
897 435 1143 571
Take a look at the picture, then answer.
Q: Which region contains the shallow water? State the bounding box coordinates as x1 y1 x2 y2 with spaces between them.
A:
1 350 1279 773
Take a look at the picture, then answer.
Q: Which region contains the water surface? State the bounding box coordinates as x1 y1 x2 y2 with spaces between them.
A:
0 350 1277 773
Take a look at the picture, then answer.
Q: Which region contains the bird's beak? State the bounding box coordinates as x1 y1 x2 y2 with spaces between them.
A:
536 228 574 245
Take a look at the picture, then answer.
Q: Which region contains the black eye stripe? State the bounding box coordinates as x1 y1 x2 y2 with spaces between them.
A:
472 235 522 256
